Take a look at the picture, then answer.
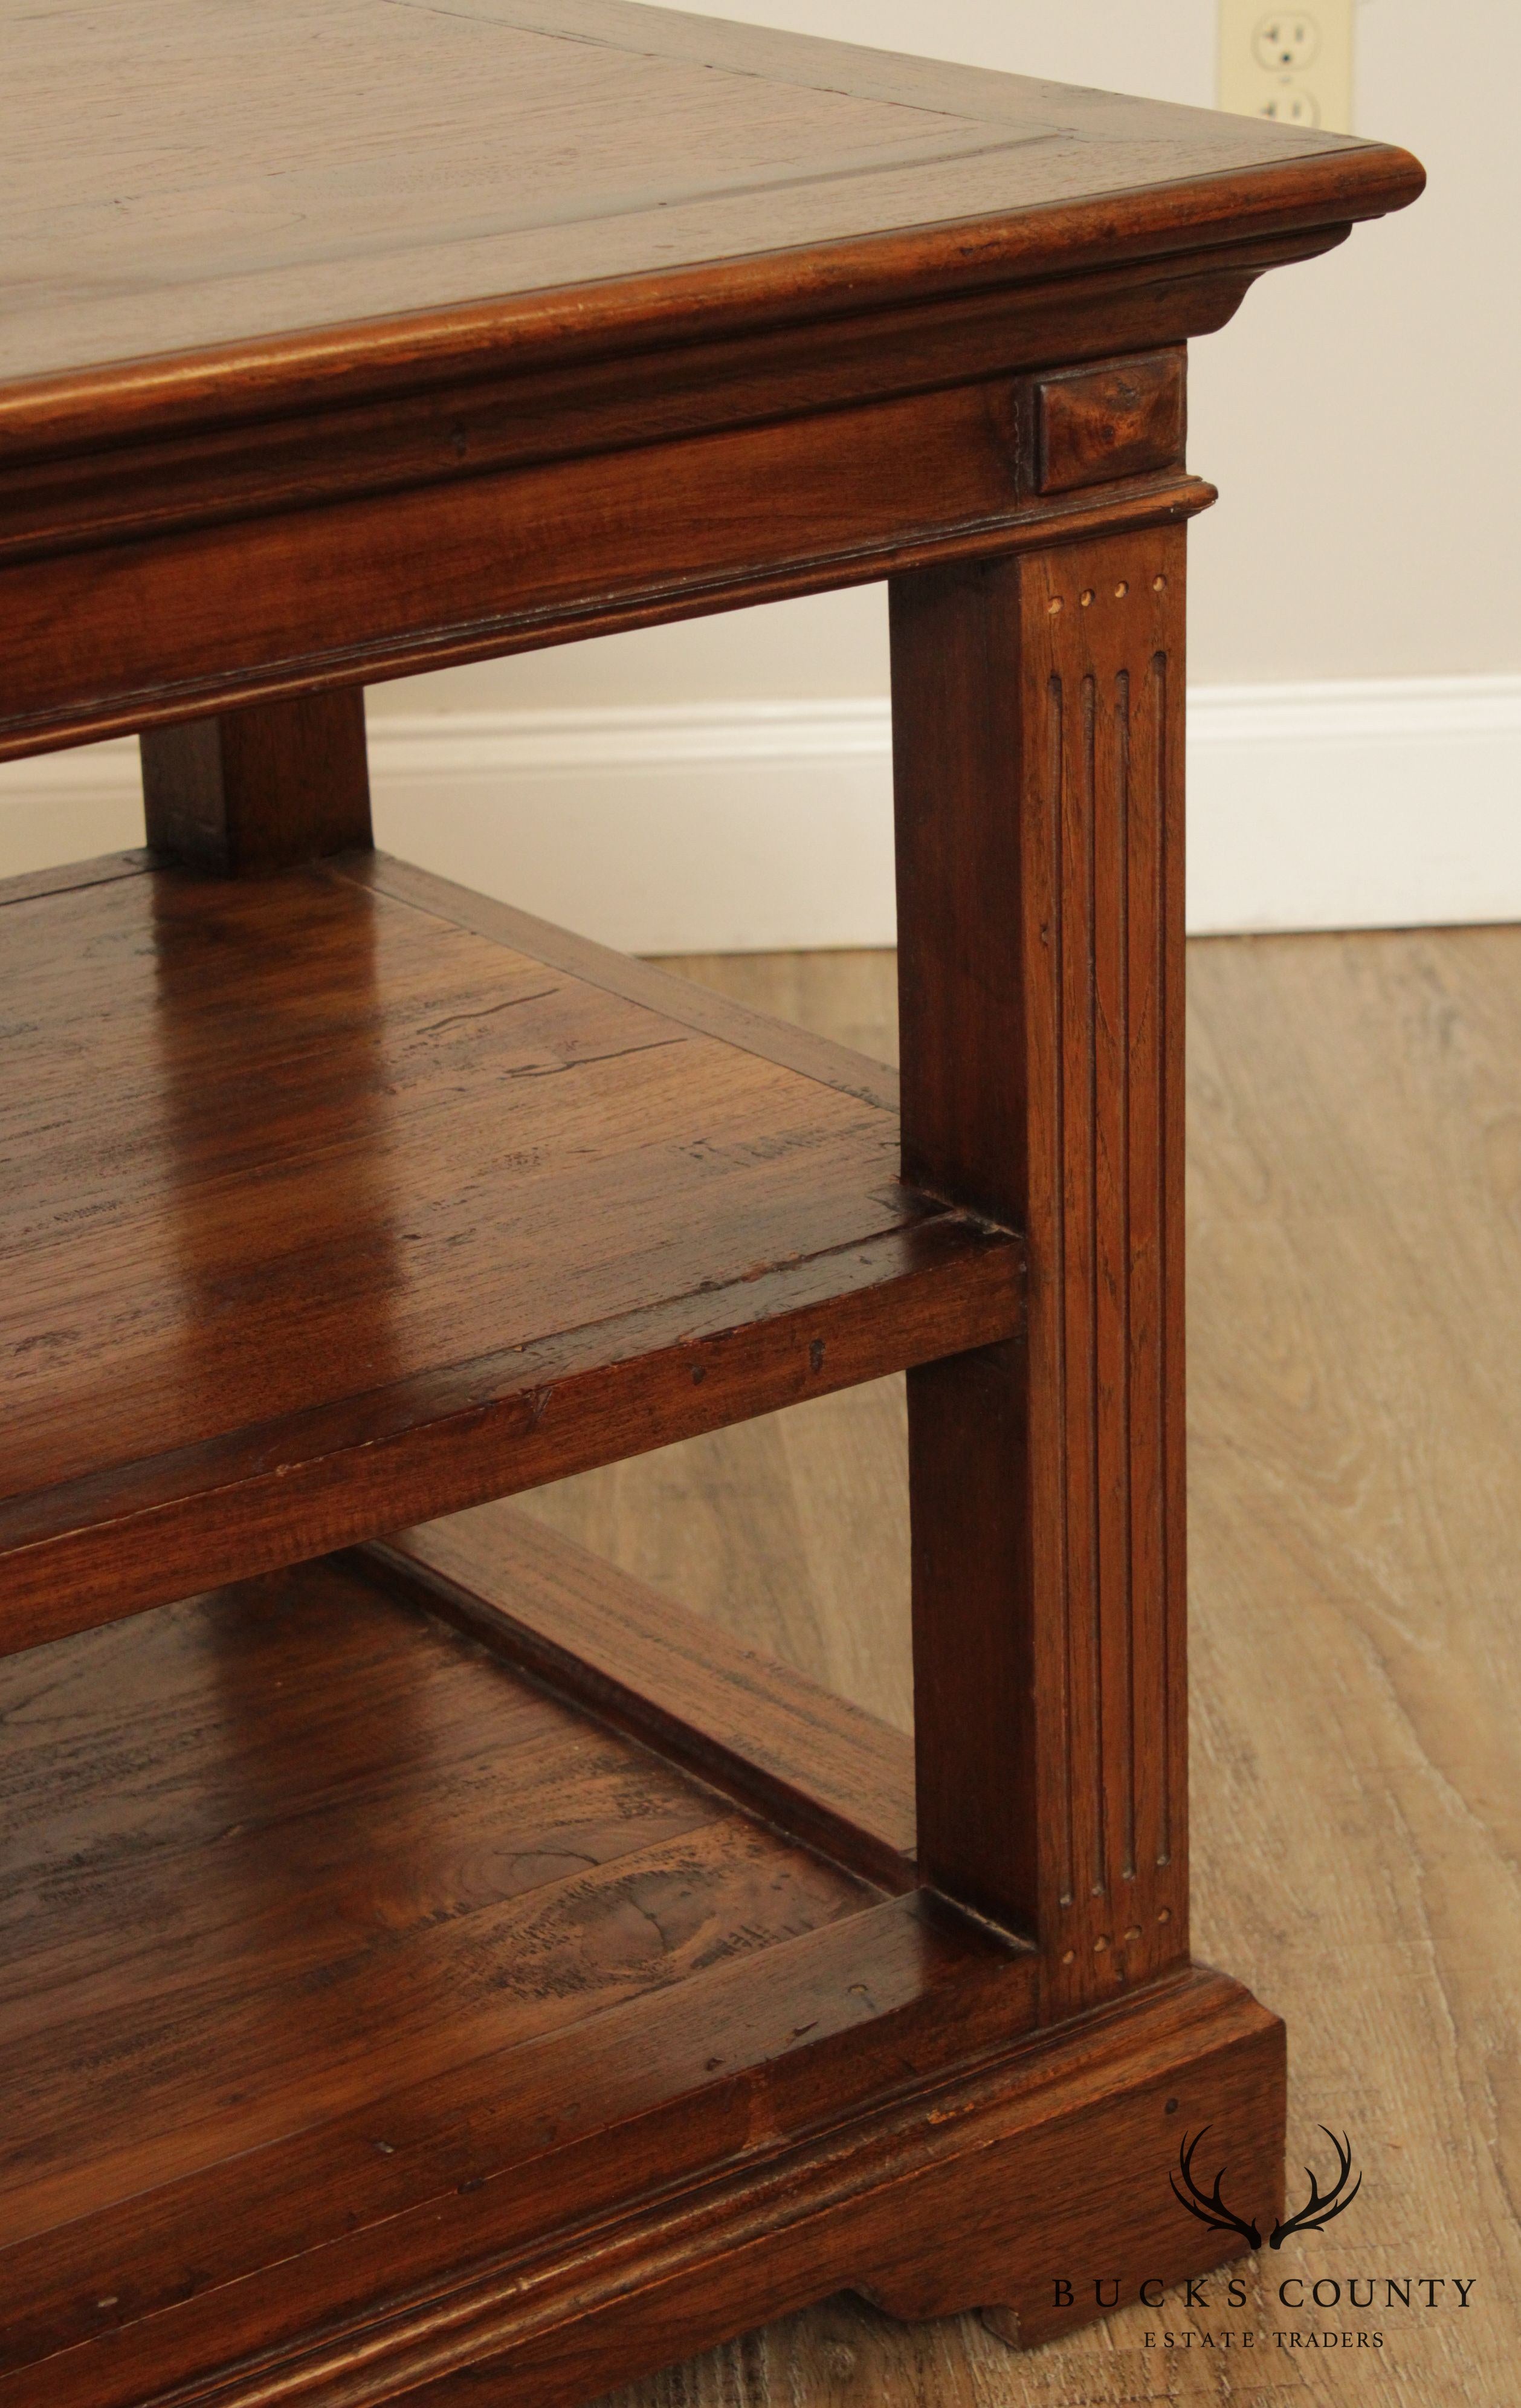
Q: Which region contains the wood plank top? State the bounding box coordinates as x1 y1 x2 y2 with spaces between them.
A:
0 852 1021 1648
0 0 1421 451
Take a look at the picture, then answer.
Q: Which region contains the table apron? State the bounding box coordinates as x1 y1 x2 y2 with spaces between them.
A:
0 372 1219 759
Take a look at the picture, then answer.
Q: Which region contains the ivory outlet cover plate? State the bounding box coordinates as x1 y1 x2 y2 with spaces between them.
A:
1218 0 1354 134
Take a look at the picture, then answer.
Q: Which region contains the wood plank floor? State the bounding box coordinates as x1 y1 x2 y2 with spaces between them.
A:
512 930 1521 2404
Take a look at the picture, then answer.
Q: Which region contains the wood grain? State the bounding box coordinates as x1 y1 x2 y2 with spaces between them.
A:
549 939 1520 2404
0 245 1298 583
0 852 152 907
0 1558 842 2247
4 1510 1278 2408
890 531 1188 2011
343 852 902 1113
0 12 1431 2395
13 921 1503 2401
141 687 372 873
0 1895 1039 2408
0 0 1417 404
364 1505 918 1891
0 1545 936 2397
0 3 1418 756
1035 350 1187 494
0 855 1019 1647
0 426 1217 761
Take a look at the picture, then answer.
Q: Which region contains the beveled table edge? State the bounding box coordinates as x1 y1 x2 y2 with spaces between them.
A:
0 144 1423 464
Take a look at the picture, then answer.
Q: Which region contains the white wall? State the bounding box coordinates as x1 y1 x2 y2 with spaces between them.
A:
6 2 1517 942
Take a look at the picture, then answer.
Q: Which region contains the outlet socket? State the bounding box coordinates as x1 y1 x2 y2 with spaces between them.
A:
1218 0 1352 134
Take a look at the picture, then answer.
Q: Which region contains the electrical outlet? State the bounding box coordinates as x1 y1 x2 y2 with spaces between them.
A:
1218 0 1353 134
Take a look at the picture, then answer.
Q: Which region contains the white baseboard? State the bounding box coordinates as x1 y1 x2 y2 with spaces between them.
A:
373 702 894 954
2 678 1517 952
1184 676 1521 937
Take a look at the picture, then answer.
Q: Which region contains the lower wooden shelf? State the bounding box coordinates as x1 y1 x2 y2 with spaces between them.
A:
0 1506 1283 2408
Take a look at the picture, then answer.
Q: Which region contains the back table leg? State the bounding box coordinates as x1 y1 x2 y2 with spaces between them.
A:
140 685 372 874
877 524 1284 2336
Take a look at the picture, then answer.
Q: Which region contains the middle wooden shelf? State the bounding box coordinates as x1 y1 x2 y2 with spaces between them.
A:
0 848 1021 1652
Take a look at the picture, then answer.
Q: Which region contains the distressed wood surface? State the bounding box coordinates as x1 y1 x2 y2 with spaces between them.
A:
0 1559 862 2257
517 936 1520 2402
0 5 1418 759
7 1500 1285 2407
2 1545 1015 2403
890 531 1189 2010
0 0 1412 403
1033 351 1187 496
365 1506 918 1892
0 15 1429 2388
0 856 1017 1648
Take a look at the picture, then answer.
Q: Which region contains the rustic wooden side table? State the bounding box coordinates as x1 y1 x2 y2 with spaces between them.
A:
0 7 1421 2403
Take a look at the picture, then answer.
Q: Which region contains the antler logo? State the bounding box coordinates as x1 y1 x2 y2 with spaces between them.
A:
1171 2125 1361 2252
1171 2127 1262 2250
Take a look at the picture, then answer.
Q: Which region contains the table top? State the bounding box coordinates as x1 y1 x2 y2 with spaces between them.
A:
1 0 1420 453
